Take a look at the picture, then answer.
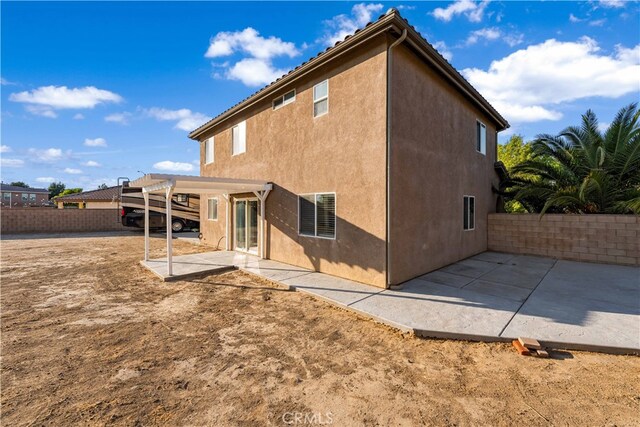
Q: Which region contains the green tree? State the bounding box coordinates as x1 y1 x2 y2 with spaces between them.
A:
48 181 66 199
57 188 83 197
97 183 109 190
9 181 29 188
508 103 640 214
497 135 534 212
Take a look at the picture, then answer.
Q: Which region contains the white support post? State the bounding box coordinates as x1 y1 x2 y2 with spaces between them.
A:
165 185 174 276
143 189 149 261
223 193 230 251
253 186 271 259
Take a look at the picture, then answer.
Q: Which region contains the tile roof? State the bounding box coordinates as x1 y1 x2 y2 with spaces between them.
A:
189 7 508 139
0 184 48 193
54 185 121 202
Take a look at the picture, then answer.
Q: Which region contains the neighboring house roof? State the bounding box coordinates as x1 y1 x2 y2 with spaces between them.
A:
189 8 509 140
55 186 121 202
0 184 48 193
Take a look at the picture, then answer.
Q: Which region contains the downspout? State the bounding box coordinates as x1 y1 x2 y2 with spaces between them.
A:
386 27 407 288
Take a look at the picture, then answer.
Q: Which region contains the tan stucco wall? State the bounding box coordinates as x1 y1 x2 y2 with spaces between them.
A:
388 44 501 284
198 36 389 287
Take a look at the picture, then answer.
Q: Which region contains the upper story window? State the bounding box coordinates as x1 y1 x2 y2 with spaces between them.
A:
176 194 188 203
313 80 329 118
232 121 246 155
273 90 296 110
463 195 475 231
29 194 36 201
298 192 336 239
476 120 486 155
21 193 28 202
2 193 10 200
204 137 214 164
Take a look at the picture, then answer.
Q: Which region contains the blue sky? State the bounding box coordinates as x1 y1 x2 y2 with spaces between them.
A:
1 1 639 190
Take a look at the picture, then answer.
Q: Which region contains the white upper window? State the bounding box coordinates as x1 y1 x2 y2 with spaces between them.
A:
273 89 296 110
476 121 486 155
313 80 329 118
232 121 246 155
204 137 214 164
463 196 475 231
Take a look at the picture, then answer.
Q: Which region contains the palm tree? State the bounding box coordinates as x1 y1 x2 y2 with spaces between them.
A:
506 103 640 214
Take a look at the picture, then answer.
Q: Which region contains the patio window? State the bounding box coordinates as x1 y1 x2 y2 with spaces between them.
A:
205 137 214 164
273 89 296 110
463 195 475 231
313 80 328 117
476 120 486 154
232 121 246 155
298 193 336 239
208 197 218 221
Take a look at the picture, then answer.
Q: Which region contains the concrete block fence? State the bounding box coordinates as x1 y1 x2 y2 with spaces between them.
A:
488 213 639 266
1 208 125 234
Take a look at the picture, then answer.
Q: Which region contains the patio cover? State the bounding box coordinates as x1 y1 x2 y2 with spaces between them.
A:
129 174 272 277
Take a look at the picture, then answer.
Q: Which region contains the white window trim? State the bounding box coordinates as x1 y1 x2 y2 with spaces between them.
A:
207 197 218 221
313 80 329 118
273 89 296 110
204 137 214 164
463 195 475 231
476 120 486 155
231 121 246 156
297 192 336 240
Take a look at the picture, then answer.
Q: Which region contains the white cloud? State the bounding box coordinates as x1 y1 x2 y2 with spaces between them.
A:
153 161 195 172
432 41 454 61
205 27 301 87
9 85 122 118
321 3 384 46
432 0 490 23
589 18 606 26
569 13 584 23
0 158 24 168
145 108 209 131
599 0 625 8
84 138 107 147
104 112 132 124
84 160 101 167
0 145 11 153
36 177 56 183
0 77 16 85
466 27 501 45
28 148 65 162
205 27 299 59
73 113 85 120
397 5 416 11
64 168 83 174
225 58 291 87
462 37 640 123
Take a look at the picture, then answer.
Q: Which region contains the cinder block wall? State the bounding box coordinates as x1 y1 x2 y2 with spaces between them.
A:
488 214 639 266
1 209 125 234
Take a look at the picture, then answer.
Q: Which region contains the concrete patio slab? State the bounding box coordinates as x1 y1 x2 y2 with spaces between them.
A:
141 249 639 353
417 270 474 288
463 279 531 302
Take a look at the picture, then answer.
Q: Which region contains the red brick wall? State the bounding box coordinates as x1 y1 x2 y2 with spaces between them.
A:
488 214 639 266
1 208 126 234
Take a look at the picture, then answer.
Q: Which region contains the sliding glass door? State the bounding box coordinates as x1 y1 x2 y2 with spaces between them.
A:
234 198 258 254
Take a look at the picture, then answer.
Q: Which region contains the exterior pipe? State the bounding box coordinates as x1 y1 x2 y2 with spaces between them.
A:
386 27 407 288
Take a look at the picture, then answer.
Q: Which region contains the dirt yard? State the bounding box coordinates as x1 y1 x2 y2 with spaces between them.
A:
1 233 638 426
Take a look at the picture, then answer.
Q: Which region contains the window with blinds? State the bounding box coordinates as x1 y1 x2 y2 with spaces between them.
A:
298 193 336 238
205 137 214 164
476 120 486 154
313 80 328 117
208 197 218 221
463 195 475 230
232 121 246 155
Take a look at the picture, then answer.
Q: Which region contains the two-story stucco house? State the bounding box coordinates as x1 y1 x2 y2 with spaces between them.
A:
188 9 509 288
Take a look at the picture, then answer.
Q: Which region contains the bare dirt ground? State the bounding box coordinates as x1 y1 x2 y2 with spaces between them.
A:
1 233 638 426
